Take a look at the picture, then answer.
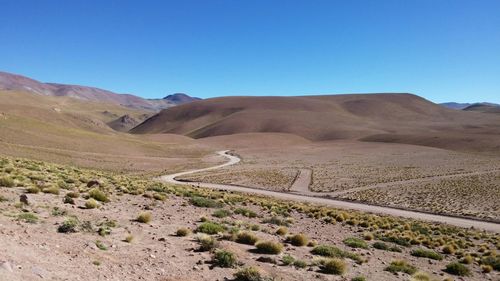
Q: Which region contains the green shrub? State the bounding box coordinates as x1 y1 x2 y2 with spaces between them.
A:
190 196 222 208
442 244 455 255
293 259 307 268
311 245 363 263
234 267 264 281
289 233 308 246
461 255 473 264
26 186 40 194
63 196 75 204
351 276 366 281
43 186 60 195
373 241 402 252
197 234 219 252
0 176 14 187
322 258 346 275
255 241 283 254
236 231 259 245
411 248 443 260
212 209 231 218
212 249 237 268
263 216 289 226
385 260 417 275
95 240 107 250
85 199 99 209
234 207 257 218
196 221 225 234
17 212 38 223
176 227 191 236
153 193 167 201
136 212 152 223
343 237 368 249
282 254 295 266
88 188 109 202
481 256 500 270
444 262 470 276
58 217 79 233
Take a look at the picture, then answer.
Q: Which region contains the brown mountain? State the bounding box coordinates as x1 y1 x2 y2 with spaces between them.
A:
131 93 500 153
463 103 500 114
0 71 198 111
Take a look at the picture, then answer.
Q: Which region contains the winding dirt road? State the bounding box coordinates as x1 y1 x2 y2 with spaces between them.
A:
161 151 500 232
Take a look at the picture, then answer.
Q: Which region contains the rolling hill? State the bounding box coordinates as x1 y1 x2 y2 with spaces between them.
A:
131 93 500 153
0 71 199 111
463 103 500 114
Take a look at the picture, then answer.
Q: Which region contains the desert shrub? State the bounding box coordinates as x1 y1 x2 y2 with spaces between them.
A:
351 277 366 281
176 227 191 237
380 235 411 247
124 235 134 243
343 237 368 249
26 186 40 194
385 260 417 275
311 245 363 263
255 241 284 254
197 221 225 234
95 240 107 250
234 266 264 281
442 244 455 254
88 188 109 202
136 212 152 223
481 256 500 270
58 217 79 233
212 209 231 218
212 249 237 268
0 176 14 187
411 271 431 281
51 207 67 216
17 212 38 223
236 231 259 245
307 240 318 247
263 216 289 226
43 186 60 195
153 193 167 201
276 226 288 236
85 199 99 209
289 233 308 246
363 232 374 241
481 264 493 273
190 196 222 208
293 259 307 268
234 207 257 218
250 224 260 231
321 258 346 275
444 262 470 276
63 196 75 204
460 255 473 264
282 254 295 265
66 191 79 198
0 195 7 202
372 241 402 252
197 234 219 252
411 248 443 260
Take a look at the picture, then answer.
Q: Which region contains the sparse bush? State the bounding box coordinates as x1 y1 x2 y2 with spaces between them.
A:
136 212 152 223
282 254 295 266
442 244 455 254
95 240 107 250
51 207 67 216
351 276 366 281
63 196 75 204
236 231 259 245
26 186 40 194
0 176 14 187
411 271 431 281
212 209 231 218
343 237 368 249
322 258 346 275
481 256 500 270
481 264 493 273
250 224 260 231
311 245 363 263
197 221 224 234
460 255 473 264
289 233 308 246
363 232 374 241
411 248 443 260
43 186 60 195
234 207 257 218
190 196 222 208
66 191 79 198
176 227 191 236
197 234 219 252
293 259 307 268
234 266 264 281
276 226 288 236
88 188 109 202
17 212 38 223
58 217 79 233
153 193 167 201
125 235 134 243
263 216 289 226
212 249 237 268
444 262 470 276
255 241 283 254
385 260 417 275
85 199 99 209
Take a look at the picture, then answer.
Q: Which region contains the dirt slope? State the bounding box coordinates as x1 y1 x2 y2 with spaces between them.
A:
131 93 500 153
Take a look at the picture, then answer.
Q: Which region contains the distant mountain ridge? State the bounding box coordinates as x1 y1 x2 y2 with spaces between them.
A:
440 102 499 110
0 71 199 111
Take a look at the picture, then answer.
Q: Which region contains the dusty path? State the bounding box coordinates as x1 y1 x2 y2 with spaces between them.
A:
289 169 312 192
161 151 500 232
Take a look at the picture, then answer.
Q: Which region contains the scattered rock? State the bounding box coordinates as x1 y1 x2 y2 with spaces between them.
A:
19 194 29 205
256 256 277 264
87 180 101 188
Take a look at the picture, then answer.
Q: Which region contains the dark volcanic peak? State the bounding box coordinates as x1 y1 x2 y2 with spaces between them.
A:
162 93 200 104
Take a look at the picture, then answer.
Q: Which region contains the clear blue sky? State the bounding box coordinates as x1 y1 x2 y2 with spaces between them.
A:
1 0 499 103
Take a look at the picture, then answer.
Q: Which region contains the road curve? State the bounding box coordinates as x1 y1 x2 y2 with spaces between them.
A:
160 151 500 233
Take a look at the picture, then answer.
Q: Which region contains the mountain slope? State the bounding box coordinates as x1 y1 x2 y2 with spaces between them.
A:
0 71 198 111
463 103 500 114
131 93 500 153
